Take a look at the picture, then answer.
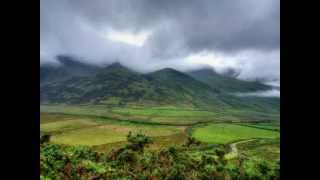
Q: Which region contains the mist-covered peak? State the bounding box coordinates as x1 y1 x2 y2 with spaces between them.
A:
187 67 218 77
40 55 99 84
188 67 271 93
221 68 241 78
156 68 181 73
56 55 97 68
151 68 191 76
94 61 140 80
147 68 200 83
105 62 127 69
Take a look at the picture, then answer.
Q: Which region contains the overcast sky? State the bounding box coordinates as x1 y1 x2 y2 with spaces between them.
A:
41 0 279 84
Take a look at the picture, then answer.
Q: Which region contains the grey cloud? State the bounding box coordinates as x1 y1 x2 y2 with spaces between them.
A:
68 0 279 53
41 0 279 82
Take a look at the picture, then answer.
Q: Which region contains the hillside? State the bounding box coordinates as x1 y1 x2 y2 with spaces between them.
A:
145 68 226 108
41 62 150 104
187 68 271 93
40 55 99 84
40 57 279 112
41 64 227 109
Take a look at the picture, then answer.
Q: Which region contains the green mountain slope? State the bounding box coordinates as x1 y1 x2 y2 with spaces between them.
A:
41 63 150 104
145 68 226 108
41 64 226 109
187 68 271 93
40 55 99 84
40 57 279 113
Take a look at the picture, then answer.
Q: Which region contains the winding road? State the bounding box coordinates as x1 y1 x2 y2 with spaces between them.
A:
224 139 256 159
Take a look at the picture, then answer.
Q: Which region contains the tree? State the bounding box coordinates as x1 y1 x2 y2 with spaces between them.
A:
40 133 51 145
184 136 201 148
126 131 153 153
257 160 272 177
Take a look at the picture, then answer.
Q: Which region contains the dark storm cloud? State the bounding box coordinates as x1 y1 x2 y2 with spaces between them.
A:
66 0 279 54
41 0 279 81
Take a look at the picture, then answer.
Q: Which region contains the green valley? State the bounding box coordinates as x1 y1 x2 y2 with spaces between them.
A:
40 58 280 179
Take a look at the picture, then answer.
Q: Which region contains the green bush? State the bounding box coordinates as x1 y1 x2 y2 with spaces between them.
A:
40 133 279 179
126 131 153 153
40 133 51 145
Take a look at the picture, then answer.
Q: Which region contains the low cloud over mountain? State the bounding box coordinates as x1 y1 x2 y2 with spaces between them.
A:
41 0 279 83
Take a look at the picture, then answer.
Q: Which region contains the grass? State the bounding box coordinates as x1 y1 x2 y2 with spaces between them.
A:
40 113 79 124
41 105 280 152
93 132 189 153
111 107 217 117
191 123 279 144
234 138 280 175
41 104 279 126
40 103 280 178
41 112 185 146
51 124 185 146
40 119 100 134
238 138 280 161
41 104 220 125
41 104 118 118
237 122 280 131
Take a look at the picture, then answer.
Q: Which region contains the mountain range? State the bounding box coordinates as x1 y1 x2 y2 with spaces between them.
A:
40 55 279 112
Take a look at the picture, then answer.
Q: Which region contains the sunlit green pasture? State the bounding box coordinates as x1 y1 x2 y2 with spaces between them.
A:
40 112 185 146
41 104 221 124
191 123 279 144
40 104 279 126
237 122 280 131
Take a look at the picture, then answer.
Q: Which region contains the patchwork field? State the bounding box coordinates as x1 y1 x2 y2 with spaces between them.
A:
40 112 186 146
191 123 279 144
237 122 280 131
41 104 279 125
40 105 280 179
40 105 280 155
41 105 280 153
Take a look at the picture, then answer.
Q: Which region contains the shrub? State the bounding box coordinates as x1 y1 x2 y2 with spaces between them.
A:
40 132 279 179
40 133 51 145
126 131 153 153
184 136 201 148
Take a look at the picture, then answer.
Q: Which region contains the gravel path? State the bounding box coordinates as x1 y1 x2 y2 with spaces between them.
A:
224 139 257 159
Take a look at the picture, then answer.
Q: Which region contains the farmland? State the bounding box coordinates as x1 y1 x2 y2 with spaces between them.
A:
41 112 186 146
41 104 279 124
191 123 279 144
40 104 280 179
40 104 279 153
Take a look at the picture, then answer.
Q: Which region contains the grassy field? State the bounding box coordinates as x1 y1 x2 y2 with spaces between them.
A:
41 104 221 125
50 124 185 146
40 113 81 124
41 105 280 154
238 138 280 161
191 123 279 144
236 122 280 131
111 106 217 117
93 132 188 153
40 119 100 133
41 112 186 146
41 104 279 126
236 138 280 175
40 105 280 179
